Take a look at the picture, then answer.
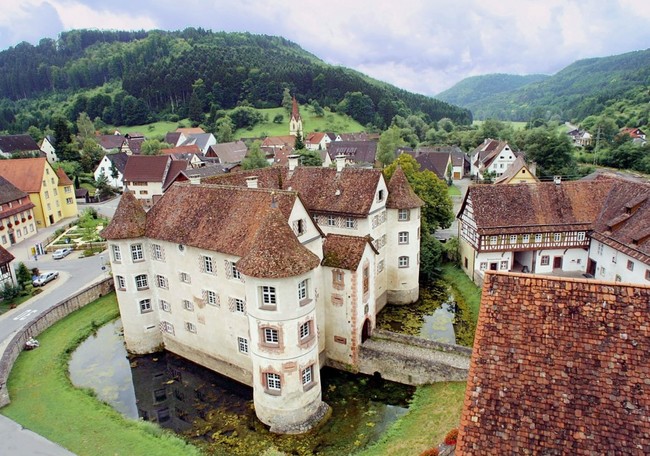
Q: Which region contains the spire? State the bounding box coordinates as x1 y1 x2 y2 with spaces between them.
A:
386 166 424 209
291 96 301 121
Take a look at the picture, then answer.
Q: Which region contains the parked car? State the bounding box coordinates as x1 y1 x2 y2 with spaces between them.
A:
52 248 73 259
33 271 59 287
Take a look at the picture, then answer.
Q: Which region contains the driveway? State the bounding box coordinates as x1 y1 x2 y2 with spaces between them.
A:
436 177 472 241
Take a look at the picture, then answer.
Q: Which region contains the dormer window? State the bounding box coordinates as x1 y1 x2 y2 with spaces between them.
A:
377 190 384 202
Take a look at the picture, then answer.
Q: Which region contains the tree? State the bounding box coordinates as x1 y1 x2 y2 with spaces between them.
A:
281 88 293 112
310 100 324 116
27 125 43 143
215 117 234 143
187 91 204 125
241 141 269 170
95 173 115 200
52 115 73 151
294 132 305 151
140 139 169 156
377 125 404 167
273 114 284 124
298 149 322 166
15 262 32 287
79 139 103 172
517 126 576 178
76 112 95 142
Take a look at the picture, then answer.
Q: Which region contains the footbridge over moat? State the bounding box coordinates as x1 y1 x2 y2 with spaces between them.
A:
358 329 472 386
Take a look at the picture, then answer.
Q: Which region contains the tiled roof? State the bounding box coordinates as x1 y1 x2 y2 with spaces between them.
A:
322 234 375 270
75 188 88 198
164 132 182 146
457 272 650 454
101 192 147 239
144 183 297 258
291 96 301 121
0 245 14 265
338 132 380 141
162 159 190 191
105 152 129 173
0 175 28 205
55 168 73 186
386 167 424 209
327 141 377 164
160 145 201 156
493 155 537 184
407 149 450 179
175 127 205 135
0 134 40 153
237 205 320 278
97 134 126 150
127 137 144 155
0 157 47 193
207 140 248 163
205 166 286 190
262 135 296 148
123 155 171 183
462 180 615 235
306 132 326 144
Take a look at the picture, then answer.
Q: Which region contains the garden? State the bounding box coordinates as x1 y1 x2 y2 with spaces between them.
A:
48 208 110 257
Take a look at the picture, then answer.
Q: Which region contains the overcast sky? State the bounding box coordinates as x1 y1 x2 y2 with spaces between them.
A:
1 0 649 95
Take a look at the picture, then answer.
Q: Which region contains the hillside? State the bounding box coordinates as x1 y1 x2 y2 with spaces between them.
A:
0 28 471 133
435 49 650 122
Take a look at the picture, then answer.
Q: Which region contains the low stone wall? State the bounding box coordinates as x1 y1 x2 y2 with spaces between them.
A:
358 329 471 386
0 278 114 407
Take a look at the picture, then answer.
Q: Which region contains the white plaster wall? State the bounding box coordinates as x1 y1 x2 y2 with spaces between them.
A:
589 241 650 284
475 251 513 273
385 207 420 304
533 248 587 274
94 156 124 189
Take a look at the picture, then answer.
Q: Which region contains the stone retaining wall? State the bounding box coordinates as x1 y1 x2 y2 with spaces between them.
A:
0 278 114 407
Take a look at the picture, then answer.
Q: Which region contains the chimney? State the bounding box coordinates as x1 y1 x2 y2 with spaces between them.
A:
188 175 200 185
553 175 561 185
246 176 258 189
335 154 346 173
288 154 300 171
528 161 537 176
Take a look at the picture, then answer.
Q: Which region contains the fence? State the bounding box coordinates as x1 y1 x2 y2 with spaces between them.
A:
0 277 114 407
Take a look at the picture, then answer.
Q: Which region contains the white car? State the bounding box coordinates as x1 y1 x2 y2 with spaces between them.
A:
52 248 73 259
33 271 59 287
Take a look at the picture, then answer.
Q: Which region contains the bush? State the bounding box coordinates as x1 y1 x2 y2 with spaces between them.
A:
419 449 439 456
1 283 21 301
32 288 43 296
444 428 459 446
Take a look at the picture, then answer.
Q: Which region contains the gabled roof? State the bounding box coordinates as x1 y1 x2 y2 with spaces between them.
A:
305 132 326 144
164 132 182 146
175 127 205 135
460 180 615 235
207 140 248 163
126 137 144 155
620 127 645 138
386 167 424 209
0 175 29 205
55 168 73 186
237 205 320 279
123 155 171 183
262 135 296 148
162 159 190 191
181 133 214 151
322 234 376 270
450 149 470 167
101 191 147 239
471 139 513 168
97 134 127 150
457 272 650 454
406 149 451 179
0 245 14 265
104 152 129 173
0 157 47 193
493 155 538 184
0 134 41 153
327 141 377 164
160 145 202 156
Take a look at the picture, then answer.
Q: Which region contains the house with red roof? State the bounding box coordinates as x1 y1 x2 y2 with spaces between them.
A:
0 176 37 249
0 245 15 289
470 138 520 180
123 155 189 209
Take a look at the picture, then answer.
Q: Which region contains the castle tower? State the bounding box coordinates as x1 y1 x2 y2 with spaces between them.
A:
237 206 329 434
102 192 163 353
385 167 424 304
289 96 303 137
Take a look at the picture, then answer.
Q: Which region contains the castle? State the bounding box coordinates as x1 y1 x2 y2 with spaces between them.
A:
102 156 423 433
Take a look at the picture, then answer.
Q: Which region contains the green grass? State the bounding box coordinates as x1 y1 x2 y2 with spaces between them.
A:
0 294 202 456
116 120 185 141
0 292 33 315
441 263 482 325
447 185 461 197
357 382 466 456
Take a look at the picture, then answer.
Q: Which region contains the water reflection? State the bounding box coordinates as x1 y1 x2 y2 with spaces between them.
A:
69 319 414 455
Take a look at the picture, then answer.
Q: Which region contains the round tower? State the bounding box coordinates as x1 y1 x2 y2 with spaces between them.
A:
237 206 329 434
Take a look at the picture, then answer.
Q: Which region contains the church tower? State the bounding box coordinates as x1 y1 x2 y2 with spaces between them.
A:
289 96 303 137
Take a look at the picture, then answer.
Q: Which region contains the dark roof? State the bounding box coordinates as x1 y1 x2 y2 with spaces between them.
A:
322 234 375 270
208 141 248 163
97 134 126 150
457 272 650 454
162 159 190 191
164 132 182 146
237 206 320 278
105 152 129 173
386 167 424 209
101 192 147 239
0 134 40 153
407 149 450 179
127 137 144 155
337 132 380 141
0 175 28 205
55 168 73 186
0 245 14 265
123 155 171 183
327 141 377 164
75 188 89 198
460 180 615 235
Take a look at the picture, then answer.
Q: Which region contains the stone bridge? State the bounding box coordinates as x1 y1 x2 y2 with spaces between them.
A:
358 329 471 386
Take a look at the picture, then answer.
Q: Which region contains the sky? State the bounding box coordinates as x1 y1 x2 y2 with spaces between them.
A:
1 0 649 95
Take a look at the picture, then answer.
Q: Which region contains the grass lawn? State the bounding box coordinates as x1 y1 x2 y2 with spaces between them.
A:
447 185 461 197
116 120 184 141
0 293 33 315
0 294 201 456
441 263 482 325
357 382 466 456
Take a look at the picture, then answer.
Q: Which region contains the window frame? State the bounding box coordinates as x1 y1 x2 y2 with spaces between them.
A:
260 285 277 309
202 255 214 274
540 255 550 266
398 256 409 268
299 321 311 340
302 365 314 386
298 279 309 302
265 372 281 392
152 243 164 261
139 299 152 313
135 274 149 290
206 290 218 306
184 321 197 333
238 337 249 353
156 275 168 289
112 245 122 262
131 243 144 262
398 231 409 245
398 209 410 221
116 275 126 291
182 299 194 311
263 327 279 345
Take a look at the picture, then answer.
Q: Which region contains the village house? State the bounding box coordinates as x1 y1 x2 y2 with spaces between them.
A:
39 136 58 163
470 138 519 180
0 134 43 159
122 155 189 209
620 126 647 145
304 132 331 151
0 176 37 249
94 152 129 190
102 157 423 434
457 271 650 454
205 140 248 163
402 147 454 180
0 245 15 290
493 155 539 184
326 141 378 167
0 158 77 227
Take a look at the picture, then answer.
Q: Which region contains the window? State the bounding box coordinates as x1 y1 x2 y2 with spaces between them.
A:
535 234 543 243
597 243 604 255
153 388 167 402
65 187 71 193
184 322 197 333
327 215 336 226
183 300 194 311
152 244 164 261
377 189 384 202
261 286 277 308
522 234 530 243
206 290 218 306
264 328 279 344
479 262 487 271
345 217 355 229
202 255 214 274
139 299 152 313
363 265 369 293
294 219 306 235
490 236 497 245
612 253 617 264
398 209 410 221
509 235 517 244
646 269 650 281
398 256 409 268
577 232 586 241
265 372 281 391
234 299 246 313
112 245 121 262
116 275 126 290
302 365 314 385
554 233 562 242
500 260 509 270
398 232 409 244
627 260 634 271
66 197 73 204
230 262 241 280
377 259 385 273
238 337 249 353
179 272 191 283
139 190 148 195
131 244 144 261
160 300 171 313
600 266 606 276
161 321 174 334
135 274 148 290
540 255 550 266
44 190 49 199
298 279 308 301
156 275 168 289
299 321 311 340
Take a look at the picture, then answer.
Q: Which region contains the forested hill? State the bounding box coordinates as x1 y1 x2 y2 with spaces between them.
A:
434 49 650 122
0 28 471 132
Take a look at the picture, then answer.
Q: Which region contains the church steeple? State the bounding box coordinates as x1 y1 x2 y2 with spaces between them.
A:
289 96 303 137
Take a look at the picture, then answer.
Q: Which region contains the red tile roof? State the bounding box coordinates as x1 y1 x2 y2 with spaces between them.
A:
162 159 190 191
0 244 14 265
457 272 650 454
386 167 424 209
55 168 73 186
0 157 47 193
322 234 375 270
101 192 147 239
160 145 201 155
123 155 171 183
175 127 205 135
291 96 301 121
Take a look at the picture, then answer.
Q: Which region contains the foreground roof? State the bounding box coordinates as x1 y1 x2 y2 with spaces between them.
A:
386 167 424 209
101 192 147 239
322 234 376 270
0 157 47 193
0 134 41 153
55 168 73 186
123 155 171 183
457 272 650 454
0 245 14 265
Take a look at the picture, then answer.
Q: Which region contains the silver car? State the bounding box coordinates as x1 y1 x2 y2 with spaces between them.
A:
52 248 73 259
33 271 59 287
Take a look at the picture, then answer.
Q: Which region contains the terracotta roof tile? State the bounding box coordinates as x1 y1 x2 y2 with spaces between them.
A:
386 167 424 209
175 127 205 135
457 272 650 454
237 205 320 278
208 140 248 163
160 145 201 155
0 157 47 193
322 234 375 270
55 168 73 185
101 191 147 239
123 155 171 183
0 244 14 264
